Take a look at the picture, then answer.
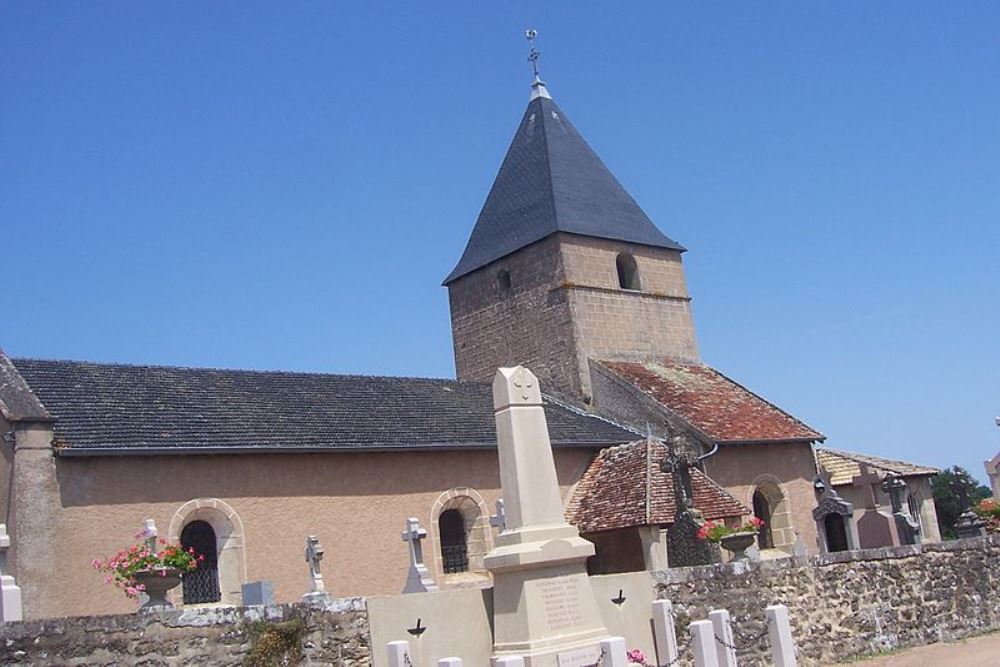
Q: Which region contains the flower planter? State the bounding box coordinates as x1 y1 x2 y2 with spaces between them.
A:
133 567 183 611
719 531 757 562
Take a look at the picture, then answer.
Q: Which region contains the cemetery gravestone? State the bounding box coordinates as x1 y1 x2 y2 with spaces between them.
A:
852 464 898 548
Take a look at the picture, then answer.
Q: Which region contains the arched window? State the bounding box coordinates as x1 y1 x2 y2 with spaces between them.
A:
616 253 640 290
497 269 512 292
439 509 469 573
752 491 774 549
181 520 221 604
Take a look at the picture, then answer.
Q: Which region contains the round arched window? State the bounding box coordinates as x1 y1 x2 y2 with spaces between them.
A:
616 253 640 290
181 520 221 604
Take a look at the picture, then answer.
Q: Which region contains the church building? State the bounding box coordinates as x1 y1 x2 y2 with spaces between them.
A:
0 71 930 621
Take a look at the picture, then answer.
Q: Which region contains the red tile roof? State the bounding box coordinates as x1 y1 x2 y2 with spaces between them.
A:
599 360 823 444
566 439 749 533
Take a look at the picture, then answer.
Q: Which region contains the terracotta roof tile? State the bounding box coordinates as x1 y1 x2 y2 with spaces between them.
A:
599 360 823 443
816 448 939 487
566 439 749 533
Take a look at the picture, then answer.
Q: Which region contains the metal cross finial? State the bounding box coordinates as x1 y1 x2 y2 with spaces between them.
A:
526 29 541 78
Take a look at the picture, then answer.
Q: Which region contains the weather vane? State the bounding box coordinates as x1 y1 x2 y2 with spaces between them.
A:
526 29 541 79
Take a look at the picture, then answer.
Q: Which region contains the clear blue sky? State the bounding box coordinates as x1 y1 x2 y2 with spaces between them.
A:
3 3 998 481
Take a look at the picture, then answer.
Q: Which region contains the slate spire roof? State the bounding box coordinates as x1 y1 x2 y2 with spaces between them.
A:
443 83 684 284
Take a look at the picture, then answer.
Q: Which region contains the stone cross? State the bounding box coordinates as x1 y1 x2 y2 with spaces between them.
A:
305 535 326 593
401 517 437 593
490 498 506 532
852 463 883 509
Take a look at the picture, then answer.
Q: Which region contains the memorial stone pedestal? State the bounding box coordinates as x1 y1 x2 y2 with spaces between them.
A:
485 367 609 666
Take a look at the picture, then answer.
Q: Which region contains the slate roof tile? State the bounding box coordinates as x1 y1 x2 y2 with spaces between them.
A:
8 357 637 453
599 360 823 443
566 439 749 533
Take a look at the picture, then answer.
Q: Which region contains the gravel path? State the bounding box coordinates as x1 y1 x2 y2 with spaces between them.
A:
830 632 1000 666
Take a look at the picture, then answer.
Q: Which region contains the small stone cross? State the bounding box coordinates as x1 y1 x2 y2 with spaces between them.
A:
401 518 428 567
852 463 883 509
490 498 507 532
400 517 437 594
305 535 325 593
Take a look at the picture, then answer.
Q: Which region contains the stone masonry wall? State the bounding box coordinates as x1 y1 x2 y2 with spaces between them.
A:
0 597 369 666
448 233 698 402
655 535 1000 666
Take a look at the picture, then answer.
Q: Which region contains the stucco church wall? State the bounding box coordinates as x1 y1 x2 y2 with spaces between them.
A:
702 442 820 554
18 446 595 620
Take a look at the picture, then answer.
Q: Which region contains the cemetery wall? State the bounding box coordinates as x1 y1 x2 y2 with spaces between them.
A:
654 534 1000 665
0 597 370 666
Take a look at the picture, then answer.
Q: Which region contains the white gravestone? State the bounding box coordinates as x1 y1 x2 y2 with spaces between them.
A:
401 517 438 594
766 604 798 667
708 609 736 667
651 600 679 666
689 620 719 667
0 524 23 622
485 366 610 666
303 535 331 603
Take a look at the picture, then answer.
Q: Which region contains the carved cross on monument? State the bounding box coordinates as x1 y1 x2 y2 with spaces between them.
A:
400 517 437 594
305 535 326 593
490 498 507 532
852 463 883 509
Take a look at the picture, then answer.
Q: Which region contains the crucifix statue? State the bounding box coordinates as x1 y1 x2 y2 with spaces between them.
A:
304 535 326 594
660 435 699 512
400 517 437 594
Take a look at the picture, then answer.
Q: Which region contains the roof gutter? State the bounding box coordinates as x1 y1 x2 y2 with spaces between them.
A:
53 439 626 458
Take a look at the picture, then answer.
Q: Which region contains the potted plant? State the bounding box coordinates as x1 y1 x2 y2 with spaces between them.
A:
697 517 765 562
92 533 203 610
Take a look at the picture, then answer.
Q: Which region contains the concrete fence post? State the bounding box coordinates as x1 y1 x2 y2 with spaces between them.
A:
387 640 412 667
708 609 737 667
492 658 525 667
437 659 462 667
652 600 679 666
601 636 628 667
766 604 797 667
690 620 720 667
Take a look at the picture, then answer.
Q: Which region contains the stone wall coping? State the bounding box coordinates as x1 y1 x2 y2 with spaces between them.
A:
0 596 367 640
652 535 1000 584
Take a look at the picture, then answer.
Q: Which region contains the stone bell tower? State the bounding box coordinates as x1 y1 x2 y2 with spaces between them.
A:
444 74 699 402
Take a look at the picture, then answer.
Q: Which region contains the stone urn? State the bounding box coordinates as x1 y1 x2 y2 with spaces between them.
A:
133 567 183 611
719 531 757 562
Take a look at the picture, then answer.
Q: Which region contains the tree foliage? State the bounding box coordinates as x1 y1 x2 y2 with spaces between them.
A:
932 466 992 538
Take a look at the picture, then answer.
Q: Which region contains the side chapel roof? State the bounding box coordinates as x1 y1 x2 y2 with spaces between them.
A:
444 86 683 284
6 356 637 455
598 359 824 444
566 439 749 533
816 448 939 487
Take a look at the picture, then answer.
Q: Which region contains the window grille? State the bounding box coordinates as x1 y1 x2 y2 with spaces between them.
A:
181 520 221 604
439 509 469 574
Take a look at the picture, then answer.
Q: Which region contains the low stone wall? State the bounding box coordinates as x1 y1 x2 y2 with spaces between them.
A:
0 597 370 666
655 535 1000 666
